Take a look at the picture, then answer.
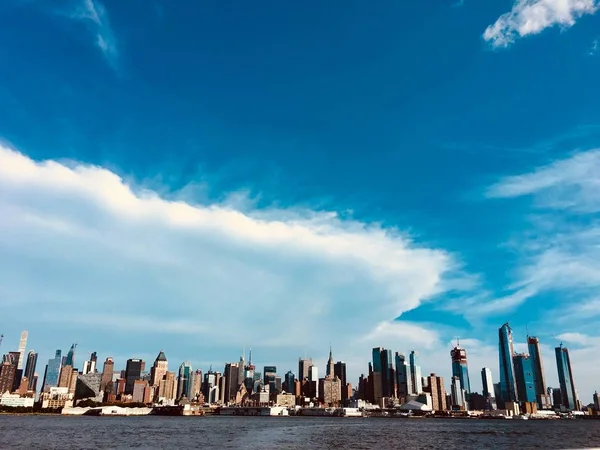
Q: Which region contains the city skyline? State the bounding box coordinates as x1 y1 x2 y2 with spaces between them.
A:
0 325 592 407
1 0 600 410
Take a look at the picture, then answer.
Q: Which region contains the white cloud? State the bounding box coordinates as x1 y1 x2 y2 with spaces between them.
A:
483 0 599 48
0 145 467 382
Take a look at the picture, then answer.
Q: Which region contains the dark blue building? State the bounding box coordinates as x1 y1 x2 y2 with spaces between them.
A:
498 323 518 405
513 353 536 403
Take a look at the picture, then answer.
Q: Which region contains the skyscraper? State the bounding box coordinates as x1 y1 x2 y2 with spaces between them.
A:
371 347 394 399
298 358 312 381
0 360 16 393
425 373 447 412
24 350 37 391
527 336 551 409
42 349 62 392
124 359 144 395
555 344 577 410
178 361 193 399
409 351 423 394
100 357 114 392
83 352 97 375
450 376 465 410
498 323 517 404
481 367 496 410
450 344 471 394
17 331 28 370
326 347 334 378
150 351 168 387
65 343 77 367
284 370 296 394
513 353 536 403
334 361 347 387
395 352 412 399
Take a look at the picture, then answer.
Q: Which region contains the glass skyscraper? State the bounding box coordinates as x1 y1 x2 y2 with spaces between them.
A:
450 345 471 394
43 349 62 391
498 323 518 404
65 343 76 367
513 353 536 403
555 344 577 410
409 351 422 394
178 361 193 399
395 352 412 398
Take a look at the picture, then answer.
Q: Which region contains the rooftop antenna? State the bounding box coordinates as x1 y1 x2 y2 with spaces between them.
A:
249 346 252 365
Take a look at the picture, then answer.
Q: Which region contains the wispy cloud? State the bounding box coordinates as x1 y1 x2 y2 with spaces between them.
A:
69 0 118 68
589 38 599 55
483 0 599 48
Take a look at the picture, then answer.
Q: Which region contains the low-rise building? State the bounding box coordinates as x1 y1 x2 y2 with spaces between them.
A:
0 392 35 408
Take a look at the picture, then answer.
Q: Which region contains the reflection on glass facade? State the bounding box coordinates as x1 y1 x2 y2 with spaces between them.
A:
498 323 517 403
555 345 577 410
513 353 536 403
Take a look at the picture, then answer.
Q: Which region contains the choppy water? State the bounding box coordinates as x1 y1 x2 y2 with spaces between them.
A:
1 416 599 449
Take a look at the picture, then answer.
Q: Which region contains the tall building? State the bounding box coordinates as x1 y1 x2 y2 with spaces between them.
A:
100 357 114 391
334 361 347 387
177 361 192 399
425 373 447 412
263 366 277 385
190 369 202 400
481 367 496 410
24 350 38 391
65 343 77 367
395 352 412 399
83 352 97 375
593 391 599 411
224 363 240 403
527 336 551 409
450 345 471 394
298 358 312 381
513 353 536 403
124 359 144 395
309 365 319 398
450 376 466 410
42 350 62 392
326 347 335 378
284 371 296 394
409 351 423 394
17 331 28 370
0 359 16 393
498 323 517 404
150 351 168 387
555 344 577 410
371 347 394 399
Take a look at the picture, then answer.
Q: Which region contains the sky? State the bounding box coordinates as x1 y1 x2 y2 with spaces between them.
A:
1 0 600 403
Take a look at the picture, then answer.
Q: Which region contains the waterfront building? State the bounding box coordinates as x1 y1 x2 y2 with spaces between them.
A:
527 336 551 409
513 353 536 403
498 323 518 405
0 391 35 408
125 359 144 395
593 391 599 411
74 372 103 402
409 351 423 395
158 371 177 402
425 373 447 412
82 352 97 375
24 351 37 391
555 344 577 410
177 361 192 399
17 331 28 370
481 367 496 410
395 352 412 400
298 358 312 381
450 345 471 394
224 363 240 403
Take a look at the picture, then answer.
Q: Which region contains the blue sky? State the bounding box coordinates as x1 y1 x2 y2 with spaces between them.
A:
1 0 600 401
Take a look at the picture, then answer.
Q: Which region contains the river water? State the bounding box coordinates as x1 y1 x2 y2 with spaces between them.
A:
1 416 599 449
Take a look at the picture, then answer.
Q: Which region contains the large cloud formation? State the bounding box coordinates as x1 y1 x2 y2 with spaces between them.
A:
0 145 464 378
